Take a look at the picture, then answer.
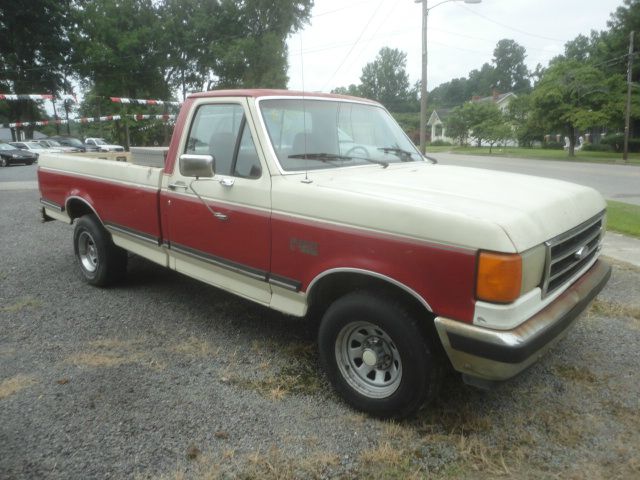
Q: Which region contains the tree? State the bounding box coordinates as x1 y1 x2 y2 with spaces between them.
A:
359 48 416 112
507 94 545 147
0 0 72 137
445 106 471 145
530 59 623 156
492 39 531 94
467 62 497 98
332 85 362 96
465 102 507 148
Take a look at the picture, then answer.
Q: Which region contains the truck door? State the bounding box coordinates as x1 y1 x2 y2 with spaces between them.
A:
161 99 272 304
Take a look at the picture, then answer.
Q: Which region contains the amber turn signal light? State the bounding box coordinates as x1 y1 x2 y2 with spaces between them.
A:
476 251 522 303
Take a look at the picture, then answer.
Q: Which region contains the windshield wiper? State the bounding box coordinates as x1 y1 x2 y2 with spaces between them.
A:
288 152 389 168
288 152 353 162
378 147 418 162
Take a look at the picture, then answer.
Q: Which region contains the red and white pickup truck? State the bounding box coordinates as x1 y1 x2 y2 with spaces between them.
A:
38 89 611 418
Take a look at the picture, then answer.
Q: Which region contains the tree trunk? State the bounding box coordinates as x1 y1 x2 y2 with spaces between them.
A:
568 126 576 157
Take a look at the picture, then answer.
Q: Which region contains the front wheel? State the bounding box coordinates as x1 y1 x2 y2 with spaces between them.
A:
318 291 441 419
0 157 8 167
73 214 127 286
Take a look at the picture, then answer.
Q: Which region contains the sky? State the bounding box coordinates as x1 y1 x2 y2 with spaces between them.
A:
286 0 626 93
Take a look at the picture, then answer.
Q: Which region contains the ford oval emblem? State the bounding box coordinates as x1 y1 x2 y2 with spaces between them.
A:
574 245 589 260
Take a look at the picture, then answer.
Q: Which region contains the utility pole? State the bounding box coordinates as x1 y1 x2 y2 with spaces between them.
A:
419 0 429 155
624 31 634 164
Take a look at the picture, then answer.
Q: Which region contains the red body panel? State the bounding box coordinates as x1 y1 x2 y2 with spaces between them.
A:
161 192 271 272
38 169 161 239
271 214 477 322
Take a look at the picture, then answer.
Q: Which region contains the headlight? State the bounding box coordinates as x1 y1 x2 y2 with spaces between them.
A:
476 244 545 304
12 154 19 158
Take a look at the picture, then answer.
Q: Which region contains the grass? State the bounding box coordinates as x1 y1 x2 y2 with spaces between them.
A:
0 374 36 399
607 200 640 238
426 145 640 165
1 296 42 313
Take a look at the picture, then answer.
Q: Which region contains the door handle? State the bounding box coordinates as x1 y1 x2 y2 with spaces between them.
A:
168 182 188 190
219 178 235 187
213 212 228 221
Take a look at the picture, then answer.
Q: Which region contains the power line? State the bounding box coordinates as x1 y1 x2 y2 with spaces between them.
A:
321 0 386 91
458 4 565 43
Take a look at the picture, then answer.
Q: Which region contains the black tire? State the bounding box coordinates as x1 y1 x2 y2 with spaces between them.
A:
318 291 441 419
73 214 127 286
0 157 7 167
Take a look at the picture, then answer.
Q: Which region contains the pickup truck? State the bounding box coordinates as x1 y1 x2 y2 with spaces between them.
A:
38 89 611 418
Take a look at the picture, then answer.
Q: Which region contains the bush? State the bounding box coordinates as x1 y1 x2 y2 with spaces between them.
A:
601 134 640 152
542 141 564 150
429 140 452 146
581 143 613 152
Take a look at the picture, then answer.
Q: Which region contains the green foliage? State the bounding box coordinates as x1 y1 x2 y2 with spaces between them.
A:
429 140 452 147
358 48 418 112
446 101 508 147
390 112 419 144
581 143 613 152
601 133 640 152
492 39 531 93
541 141 564 150
530 59 621 155
331 85 362 97
0 0 72 132
507 94 545 147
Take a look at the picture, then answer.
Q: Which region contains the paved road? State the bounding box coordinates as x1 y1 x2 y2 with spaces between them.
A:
0 163 38 190
431 152 640 206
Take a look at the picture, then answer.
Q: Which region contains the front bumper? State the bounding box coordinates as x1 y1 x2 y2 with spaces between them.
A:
434 259 611 383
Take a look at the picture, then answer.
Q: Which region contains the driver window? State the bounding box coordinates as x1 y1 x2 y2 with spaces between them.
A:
184 104 243 176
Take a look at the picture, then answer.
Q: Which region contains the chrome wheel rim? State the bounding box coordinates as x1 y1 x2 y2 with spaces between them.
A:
78 231 98 273
335 321 402 398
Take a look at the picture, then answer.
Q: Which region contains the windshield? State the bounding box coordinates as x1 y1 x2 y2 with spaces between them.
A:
0 143 15 151
26 142 44 149
94 139 107 145
259 99 423 172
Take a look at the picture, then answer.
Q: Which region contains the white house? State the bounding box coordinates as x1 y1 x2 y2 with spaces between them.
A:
426 109 454 143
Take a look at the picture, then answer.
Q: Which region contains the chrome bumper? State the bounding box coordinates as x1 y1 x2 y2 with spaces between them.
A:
434 259 611 383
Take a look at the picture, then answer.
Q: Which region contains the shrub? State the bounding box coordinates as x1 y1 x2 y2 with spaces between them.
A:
542 141 564 150
600 134 640 152
581 143 613 152
430 140 452 147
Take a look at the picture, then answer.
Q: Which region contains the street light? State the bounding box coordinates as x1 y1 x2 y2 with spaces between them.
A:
416 0 481 155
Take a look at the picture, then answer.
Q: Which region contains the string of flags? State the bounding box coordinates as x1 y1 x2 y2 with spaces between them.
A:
110 97 181 106
1 94 180 105
0 93 77 102
2 114 176 128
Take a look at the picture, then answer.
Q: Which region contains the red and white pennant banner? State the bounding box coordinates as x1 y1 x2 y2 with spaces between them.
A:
4 114 175 128
132 114 176 121
111 97 181 106
0 94 54 101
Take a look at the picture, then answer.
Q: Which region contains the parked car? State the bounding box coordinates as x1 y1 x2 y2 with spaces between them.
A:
11 141 63 157
84 137 125 152
0 142 38 166
47 136 96 153
38 139 80 153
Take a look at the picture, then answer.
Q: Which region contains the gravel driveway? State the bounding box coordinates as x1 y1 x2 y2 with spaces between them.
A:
1 187 639 479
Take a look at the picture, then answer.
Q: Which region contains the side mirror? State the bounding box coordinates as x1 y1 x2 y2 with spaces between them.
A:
179 154 215 178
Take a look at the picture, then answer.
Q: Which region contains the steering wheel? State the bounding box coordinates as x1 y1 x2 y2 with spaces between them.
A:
344 145 370 158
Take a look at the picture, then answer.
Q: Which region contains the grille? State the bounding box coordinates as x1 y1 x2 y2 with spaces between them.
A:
542 212 604 296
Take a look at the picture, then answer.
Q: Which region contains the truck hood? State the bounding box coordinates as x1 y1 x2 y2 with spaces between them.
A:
273 162 606 252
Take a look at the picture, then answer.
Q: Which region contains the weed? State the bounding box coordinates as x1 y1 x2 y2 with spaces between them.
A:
552 364 598 384
1 297 42 313
0 374 36 399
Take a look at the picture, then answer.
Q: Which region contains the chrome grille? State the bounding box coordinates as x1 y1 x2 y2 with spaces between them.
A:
542 212 605 297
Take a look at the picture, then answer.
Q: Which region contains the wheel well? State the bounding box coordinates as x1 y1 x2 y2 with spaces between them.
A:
308 272 435 328
66 198 98 222
307 271 449 364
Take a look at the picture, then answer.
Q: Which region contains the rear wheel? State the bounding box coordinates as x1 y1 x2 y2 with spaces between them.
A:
73 214 127 286
0 157 7 167
318 291 441 419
